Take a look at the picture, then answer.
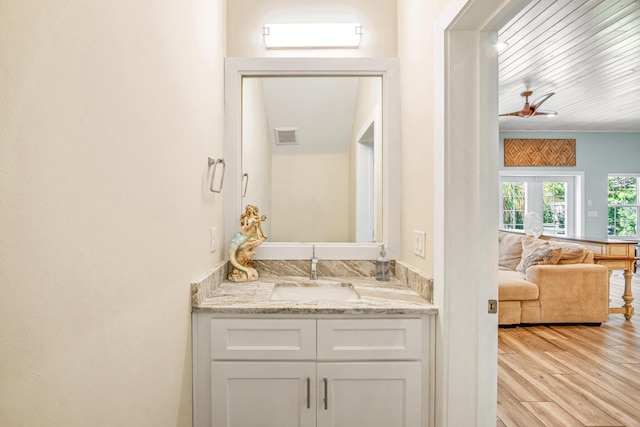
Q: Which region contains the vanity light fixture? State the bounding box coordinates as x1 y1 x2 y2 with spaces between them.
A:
263 23 362 49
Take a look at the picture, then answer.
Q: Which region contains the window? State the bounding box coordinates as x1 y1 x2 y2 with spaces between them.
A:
608 175 639 238
500 174 579 236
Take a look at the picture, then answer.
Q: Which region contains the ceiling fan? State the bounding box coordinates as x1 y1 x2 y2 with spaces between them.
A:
499 91 557 118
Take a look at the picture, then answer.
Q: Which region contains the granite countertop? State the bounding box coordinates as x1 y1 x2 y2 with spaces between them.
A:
193 275 438 315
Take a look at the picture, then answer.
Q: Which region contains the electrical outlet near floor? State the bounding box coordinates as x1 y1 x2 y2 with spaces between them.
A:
414 230 426 257
210 227 217 253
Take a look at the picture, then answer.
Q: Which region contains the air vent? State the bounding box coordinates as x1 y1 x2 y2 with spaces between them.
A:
275 127 299 145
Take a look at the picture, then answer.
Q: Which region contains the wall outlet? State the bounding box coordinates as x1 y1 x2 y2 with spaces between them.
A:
587 211 598 217
414 230 426 258
210 228 217 253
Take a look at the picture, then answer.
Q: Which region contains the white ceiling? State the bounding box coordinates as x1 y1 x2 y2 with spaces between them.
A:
498 0 640 132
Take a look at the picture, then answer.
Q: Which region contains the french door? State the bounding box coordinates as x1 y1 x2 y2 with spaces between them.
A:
500 175 577 236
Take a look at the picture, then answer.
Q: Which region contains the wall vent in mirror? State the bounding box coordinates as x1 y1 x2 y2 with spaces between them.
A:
275 127 299 145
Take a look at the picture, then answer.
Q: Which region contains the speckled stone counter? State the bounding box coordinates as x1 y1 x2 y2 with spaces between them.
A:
193 275 437 315
191 259 437 315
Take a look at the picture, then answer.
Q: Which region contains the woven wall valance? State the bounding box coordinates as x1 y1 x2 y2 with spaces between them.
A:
504 138 576 167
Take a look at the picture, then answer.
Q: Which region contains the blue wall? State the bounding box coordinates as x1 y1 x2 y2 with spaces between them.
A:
499 132 640 238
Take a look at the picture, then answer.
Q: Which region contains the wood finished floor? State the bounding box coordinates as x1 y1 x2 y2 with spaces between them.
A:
497 270 640 427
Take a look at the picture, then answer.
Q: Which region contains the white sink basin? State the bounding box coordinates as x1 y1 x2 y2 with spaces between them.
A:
270 281 360 301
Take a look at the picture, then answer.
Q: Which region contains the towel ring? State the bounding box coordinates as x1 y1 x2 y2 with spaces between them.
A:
208 157 225 193
242 173 249 197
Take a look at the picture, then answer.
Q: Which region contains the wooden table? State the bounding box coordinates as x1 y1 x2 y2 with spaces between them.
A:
539 234 637 320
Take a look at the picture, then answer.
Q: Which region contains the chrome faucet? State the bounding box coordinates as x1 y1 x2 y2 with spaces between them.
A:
310 245 318 280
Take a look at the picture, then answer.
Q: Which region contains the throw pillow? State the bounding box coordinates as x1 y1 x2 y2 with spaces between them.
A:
549 241 589 264
498 232 524 270
516 237 562 273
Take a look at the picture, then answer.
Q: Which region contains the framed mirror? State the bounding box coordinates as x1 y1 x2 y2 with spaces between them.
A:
224 58 400 260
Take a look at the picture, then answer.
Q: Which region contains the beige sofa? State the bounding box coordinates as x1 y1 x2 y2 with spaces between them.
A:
498 231 610 326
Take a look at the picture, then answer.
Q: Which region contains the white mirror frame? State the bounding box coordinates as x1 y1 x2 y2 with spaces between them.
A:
224 57 401 260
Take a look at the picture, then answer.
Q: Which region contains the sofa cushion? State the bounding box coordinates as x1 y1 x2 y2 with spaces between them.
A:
549 241 589 264
498 232 524 270
516 237 562 273
520 300 542 324
498 300 522 325
498 270 539 300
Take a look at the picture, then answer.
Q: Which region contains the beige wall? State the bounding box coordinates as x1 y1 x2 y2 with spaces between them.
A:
0 0 468 424
271 153 350 242
0 1 226 426
227 0 397 57
397 0 449 275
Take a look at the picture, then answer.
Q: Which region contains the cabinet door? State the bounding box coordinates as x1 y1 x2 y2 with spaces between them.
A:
212 362 316 427
316 362 422 427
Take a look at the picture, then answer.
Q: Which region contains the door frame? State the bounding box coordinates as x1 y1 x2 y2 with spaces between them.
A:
434 0 529 425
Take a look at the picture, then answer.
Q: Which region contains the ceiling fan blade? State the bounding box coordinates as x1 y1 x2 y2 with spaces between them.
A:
531 92 554 109
499 91 558 118
499 110 533 117
532 110 558 117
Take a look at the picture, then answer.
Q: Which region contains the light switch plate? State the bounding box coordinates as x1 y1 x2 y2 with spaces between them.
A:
414 230 426 258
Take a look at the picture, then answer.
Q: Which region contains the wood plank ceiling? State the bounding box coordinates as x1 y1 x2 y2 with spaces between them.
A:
498 0 640 132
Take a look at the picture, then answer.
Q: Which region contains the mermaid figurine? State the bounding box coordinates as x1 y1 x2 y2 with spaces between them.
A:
228 205 267 282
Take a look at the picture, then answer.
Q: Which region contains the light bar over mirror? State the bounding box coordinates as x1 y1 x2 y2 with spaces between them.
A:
263 23 362 49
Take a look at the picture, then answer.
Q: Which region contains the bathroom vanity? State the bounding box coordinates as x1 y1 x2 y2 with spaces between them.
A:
192 275 437 427
199 56 437 426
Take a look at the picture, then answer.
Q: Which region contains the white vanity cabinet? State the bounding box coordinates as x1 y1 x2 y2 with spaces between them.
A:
211 361 316 427
193 315 434 427
315 361 422 427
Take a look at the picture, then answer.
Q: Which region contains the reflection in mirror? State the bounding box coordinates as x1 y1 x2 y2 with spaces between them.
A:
241 76 383 243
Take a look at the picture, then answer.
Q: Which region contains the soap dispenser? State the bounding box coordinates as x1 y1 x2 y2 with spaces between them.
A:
375 244 390 281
